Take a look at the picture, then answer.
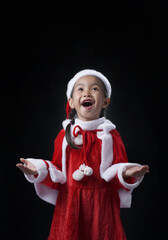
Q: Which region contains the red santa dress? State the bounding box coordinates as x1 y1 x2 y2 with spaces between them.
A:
24 117 144 240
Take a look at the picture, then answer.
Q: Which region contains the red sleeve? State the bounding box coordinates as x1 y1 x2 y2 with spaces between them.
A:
110 129 135 189
111 129 128 165
41 129 65 189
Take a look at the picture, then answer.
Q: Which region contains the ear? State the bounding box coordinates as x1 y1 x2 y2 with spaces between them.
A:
68 97 75 109
102 97 110 109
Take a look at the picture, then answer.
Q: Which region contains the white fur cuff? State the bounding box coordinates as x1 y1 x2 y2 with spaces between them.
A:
102 163 123 182
117 163 144 190
24 158 48 183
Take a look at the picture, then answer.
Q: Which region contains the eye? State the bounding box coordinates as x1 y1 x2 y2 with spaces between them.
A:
77 87 83 91
92 87 99 91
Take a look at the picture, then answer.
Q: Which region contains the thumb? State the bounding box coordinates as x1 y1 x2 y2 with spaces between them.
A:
20 158 28 165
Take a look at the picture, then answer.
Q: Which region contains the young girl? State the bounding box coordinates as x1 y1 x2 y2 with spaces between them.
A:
16 69 149 240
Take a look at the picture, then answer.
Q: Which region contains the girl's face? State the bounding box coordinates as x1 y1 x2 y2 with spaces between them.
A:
69 76 110 121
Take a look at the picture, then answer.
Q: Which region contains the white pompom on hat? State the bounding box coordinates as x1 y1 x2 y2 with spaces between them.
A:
66 69 112 100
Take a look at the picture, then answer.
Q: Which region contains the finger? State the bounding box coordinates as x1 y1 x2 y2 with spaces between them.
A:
136 166 149 176
20 158 28 165
141 165 150 173
138 165 148 171
20 158 26 162
16 164 26 173
142 165 149 169
16 163 23 167
146 165 150 172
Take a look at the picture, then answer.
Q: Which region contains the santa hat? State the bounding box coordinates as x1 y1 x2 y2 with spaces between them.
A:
66 69 112 119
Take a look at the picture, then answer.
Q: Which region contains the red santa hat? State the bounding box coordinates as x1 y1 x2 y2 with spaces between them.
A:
66 69 112 119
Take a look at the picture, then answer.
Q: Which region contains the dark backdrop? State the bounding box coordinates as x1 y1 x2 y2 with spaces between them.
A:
1 3 167 240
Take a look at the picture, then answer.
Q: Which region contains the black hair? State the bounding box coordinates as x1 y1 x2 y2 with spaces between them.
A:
65 79 109 149
65 109 79 149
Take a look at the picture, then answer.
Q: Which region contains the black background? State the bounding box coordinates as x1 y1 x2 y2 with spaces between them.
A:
1 2 167 240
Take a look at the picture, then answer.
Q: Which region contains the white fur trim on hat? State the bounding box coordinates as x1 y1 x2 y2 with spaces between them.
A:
66 69 112 99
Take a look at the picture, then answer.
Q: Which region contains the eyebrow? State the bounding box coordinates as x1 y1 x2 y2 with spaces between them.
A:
74 83 101 88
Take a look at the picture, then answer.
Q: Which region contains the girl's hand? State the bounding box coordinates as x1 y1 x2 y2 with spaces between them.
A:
123 165 149 179
16 158 38 175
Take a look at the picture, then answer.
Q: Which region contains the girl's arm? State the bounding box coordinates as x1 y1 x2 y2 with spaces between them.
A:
16 129 66 185
16 130 66 205
102 129 149 189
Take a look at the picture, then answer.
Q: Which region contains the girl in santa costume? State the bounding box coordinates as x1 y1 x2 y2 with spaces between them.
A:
16 69 149 240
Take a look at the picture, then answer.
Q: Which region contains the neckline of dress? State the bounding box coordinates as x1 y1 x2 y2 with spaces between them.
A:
75 117 106 131
62 117 106 131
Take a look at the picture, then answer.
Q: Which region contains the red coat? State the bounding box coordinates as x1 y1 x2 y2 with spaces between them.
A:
24 118 143 240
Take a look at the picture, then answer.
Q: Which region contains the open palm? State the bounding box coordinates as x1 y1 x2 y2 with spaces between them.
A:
123 165 149 178
16 158 37 175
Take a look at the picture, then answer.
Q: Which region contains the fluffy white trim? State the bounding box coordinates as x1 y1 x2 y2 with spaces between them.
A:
24 118 144 208
118 189 133 208
117 163 144 190
24 157 67 184
102 162 144 189
47 161 66 184
97 120 116 176
102 162 144 208
66 69 112 99
61 137 68 182
62 117 106 130
62 117 117 180
24 158 48 183
24 158 64 205
23 137 68 204
101 163 123 182
34 183 58 205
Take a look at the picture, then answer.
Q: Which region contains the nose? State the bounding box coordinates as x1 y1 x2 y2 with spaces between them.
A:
83 89 91 97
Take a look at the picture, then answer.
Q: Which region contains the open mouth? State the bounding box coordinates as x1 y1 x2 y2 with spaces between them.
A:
81 100 94 109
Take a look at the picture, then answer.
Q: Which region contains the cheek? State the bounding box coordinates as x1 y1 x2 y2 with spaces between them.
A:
95 93 104 105
75 94 81 102
73 95 81 107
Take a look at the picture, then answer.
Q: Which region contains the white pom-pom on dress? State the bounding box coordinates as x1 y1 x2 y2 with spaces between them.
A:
79 163 86 171
72 169 85 181
84 166 93 176
72 164 93 181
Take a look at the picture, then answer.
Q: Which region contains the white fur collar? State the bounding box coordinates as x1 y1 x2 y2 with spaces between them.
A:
62 117 116 131
62 117 116 145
